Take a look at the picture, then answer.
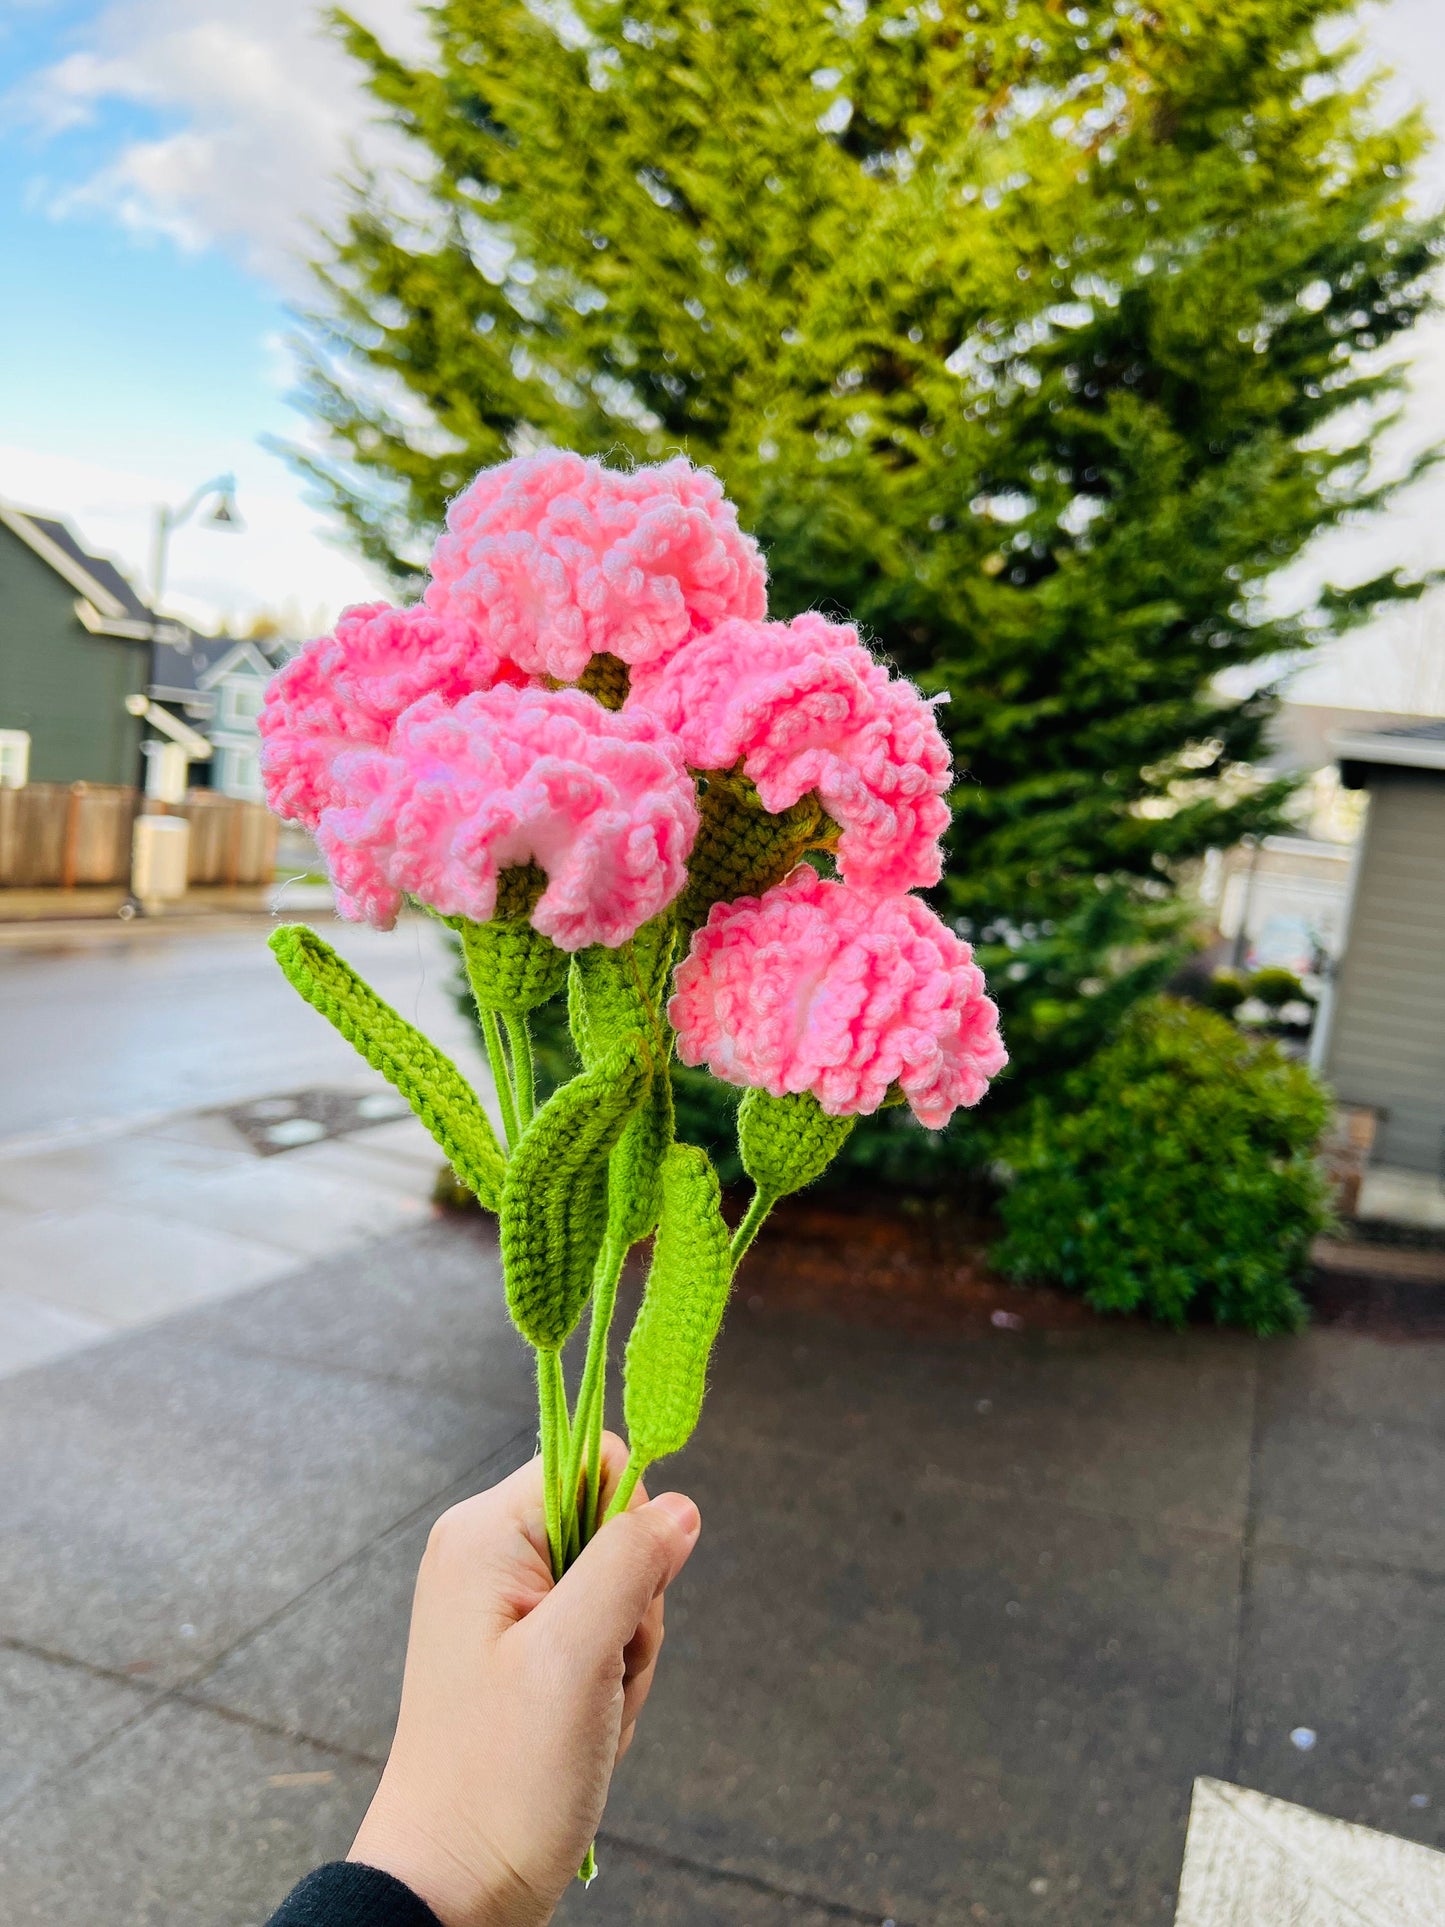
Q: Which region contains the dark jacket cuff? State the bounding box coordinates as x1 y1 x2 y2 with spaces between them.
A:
265 1861 445 1927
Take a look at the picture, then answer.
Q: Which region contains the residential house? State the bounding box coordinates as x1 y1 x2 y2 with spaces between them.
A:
0 500 190 786
1313 720 1445 1177
0 498 281 801
149 633 280 800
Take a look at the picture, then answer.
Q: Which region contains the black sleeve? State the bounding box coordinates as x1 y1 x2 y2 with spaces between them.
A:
264 1861 445 1927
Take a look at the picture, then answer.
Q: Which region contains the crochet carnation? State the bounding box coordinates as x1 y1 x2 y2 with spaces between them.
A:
670 867 1005 1128
630 613 951 895
260 601 516 831
317 685 699 949
425 450 767 684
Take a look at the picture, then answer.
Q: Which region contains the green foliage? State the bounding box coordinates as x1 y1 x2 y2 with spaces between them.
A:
294 0 1439 1134
1201 966 1251 1017
499 1036 648 1349
1249 966 1311 1010
269 923 506 1208
994 998 1333 1333
623 1142 734 1467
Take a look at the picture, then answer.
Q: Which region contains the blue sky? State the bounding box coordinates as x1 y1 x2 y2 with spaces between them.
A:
1 0 1442 706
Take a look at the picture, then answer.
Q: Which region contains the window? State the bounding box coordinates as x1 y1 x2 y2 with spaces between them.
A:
221 746 262 800
223 679 264 727
0 730 30 789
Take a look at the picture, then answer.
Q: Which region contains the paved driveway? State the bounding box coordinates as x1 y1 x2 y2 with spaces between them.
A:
0 1213 1439 1924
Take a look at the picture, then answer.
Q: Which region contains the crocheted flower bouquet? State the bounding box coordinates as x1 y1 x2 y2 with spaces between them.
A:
261 451 1006 1580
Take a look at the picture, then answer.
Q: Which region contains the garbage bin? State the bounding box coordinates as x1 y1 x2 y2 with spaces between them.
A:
131 814 190 913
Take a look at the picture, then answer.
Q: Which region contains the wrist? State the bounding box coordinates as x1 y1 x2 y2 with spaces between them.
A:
349 1805 549 1927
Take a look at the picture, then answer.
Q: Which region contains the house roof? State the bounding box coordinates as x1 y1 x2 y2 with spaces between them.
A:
1334 719 1445 786
149 634 280 709
0 502 153 622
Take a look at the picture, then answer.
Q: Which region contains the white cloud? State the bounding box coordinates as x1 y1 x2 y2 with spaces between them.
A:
16 0 429 284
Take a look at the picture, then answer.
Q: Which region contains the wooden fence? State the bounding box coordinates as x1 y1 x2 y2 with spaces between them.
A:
0 783 279 889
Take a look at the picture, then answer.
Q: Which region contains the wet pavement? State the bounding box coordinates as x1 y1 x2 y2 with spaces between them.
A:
0 913 474 1148
0 915 488 1380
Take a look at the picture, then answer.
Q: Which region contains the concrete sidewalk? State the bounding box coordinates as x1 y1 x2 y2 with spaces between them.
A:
0 1217 1440 1924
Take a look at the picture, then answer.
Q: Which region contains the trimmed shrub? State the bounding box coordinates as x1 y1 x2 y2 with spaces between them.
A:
1201 968 1250 1018
1248 967 1311 1012
994 999 1332 1333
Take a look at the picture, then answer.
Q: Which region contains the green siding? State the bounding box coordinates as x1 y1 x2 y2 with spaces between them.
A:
0 521 149 784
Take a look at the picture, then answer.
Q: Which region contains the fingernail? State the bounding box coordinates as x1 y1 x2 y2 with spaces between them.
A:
649 1492 701 1541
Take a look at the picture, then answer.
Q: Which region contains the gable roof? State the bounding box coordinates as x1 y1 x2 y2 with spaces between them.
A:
149 633 281 707
0 502 152 621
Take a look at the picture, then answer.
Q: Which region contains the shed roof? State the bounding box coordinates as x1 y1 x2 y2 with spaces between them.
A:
1334 719 1445 787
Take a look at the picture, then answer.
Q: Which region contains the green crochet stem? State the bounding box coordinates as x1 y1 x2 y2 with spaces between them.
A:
603 1456 645 1524
537 1349 567 1581
729 1187 777 1265
480 1008 520 1152
503 1012 536 1127
560 1233 627 1550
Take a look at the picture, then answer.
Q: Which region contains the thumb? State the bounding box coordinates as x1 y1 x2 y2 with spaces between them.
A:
538 1492 700 1662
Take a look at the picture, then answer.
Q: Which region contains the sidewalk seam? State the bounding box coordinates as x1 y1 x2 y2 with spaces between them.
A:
1225 1347 1266 1781
595 1828 914 1924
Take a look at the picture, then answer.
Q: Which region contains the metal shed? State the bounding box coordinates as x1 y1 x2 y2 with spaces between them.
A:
1314 722 1445 1177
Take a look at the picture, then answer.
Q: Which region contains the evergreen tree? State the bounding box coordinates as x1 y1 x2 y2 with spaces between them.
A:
296 0 1439 1131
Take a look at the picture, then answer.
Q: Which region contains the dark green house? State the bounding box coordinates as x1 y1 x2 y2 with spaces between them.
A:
0 502 184 786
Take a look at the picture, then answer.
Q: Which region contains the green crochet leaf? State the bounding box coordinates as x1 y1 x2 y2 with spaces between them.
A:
568 915 676 1069
500 1036 648 1350
268 924 506 1210
460 870 568 1016
623 1143 734 1467
737 1088 857 1197
608 1068 675 1251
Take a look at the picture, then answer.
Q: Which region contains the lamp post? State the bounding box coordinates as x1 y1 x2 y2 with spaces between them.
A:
151 474 242 612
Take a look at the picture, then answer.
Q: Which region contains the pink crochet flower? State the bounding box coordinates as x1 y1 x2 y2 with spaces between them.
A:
629 613 951 895
317 685 699 949
259 602 518 831
425 450 767 684
670 867 1005 1127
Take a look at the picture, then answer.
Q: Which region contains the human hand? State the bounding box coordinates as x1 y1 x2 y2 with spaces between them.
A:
348 1433 700 1927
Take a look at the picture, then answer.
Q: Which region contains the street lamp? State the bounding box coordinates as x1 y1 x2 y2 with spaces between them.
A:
151 474 243 613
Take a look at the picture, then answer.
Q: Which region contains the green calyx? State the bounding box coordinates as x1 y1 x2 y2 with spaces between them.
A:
738 1088 856 1198
268 923 506 1209
677 767 838 936
461 866 568 1016
572 652 630 710
499 1034 648 1350
623 1142 734 1469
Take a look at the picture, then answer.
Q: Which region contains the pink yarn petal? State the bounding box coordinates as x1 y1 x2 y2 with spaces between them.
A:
425 451 767 681
630 613 951 896
259 601 519 831
316 685 698 950
669 868 1005 1128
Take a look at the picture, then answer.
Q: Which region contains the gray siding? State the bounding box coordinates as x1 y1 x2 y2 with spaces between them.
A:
1327 774 1445 1174
0 522 148 785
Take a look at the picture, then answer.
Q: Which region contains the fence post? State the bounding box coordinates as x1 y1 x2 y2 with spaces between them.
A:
60 782 85 890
